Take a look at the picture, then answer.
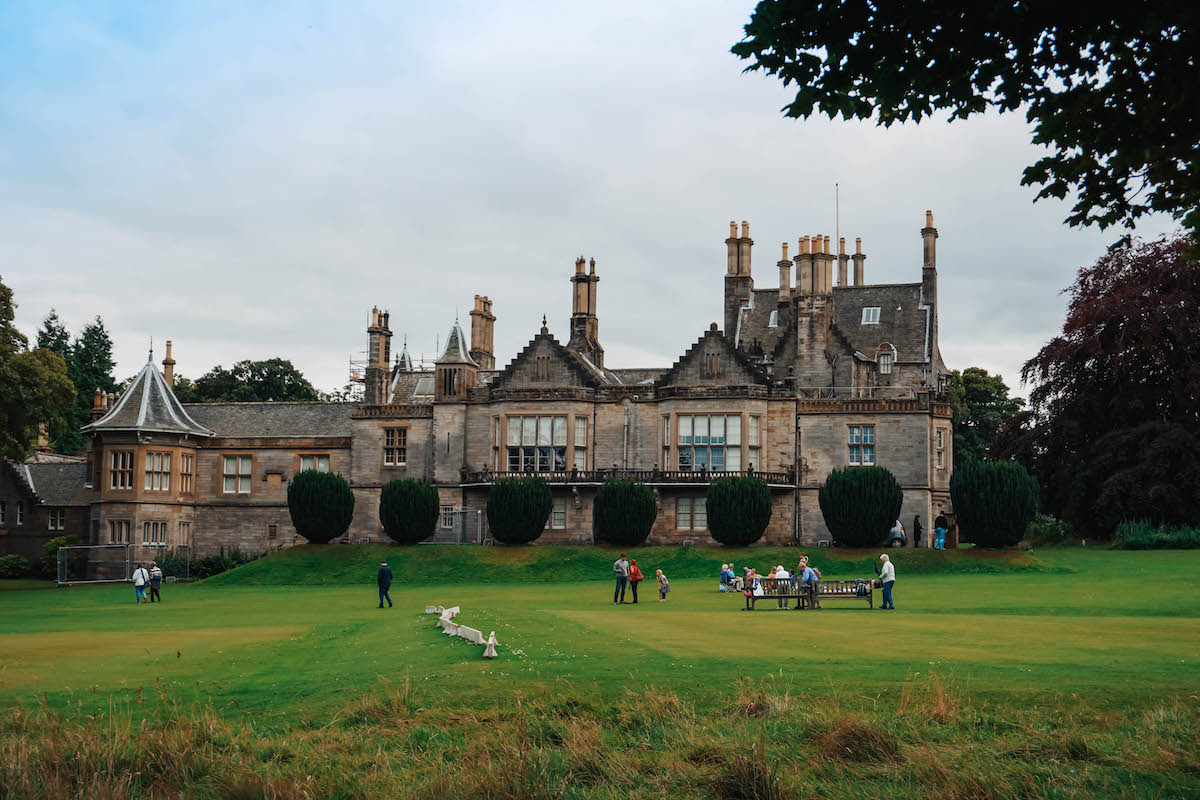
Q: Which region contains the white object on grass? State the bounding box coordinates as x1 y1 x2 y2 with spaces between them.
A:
484 631 499 658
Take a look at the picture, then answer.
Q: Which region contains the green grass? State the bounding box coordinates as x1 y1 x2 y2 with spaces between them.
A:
1 547 1197 798
204 541 1061 586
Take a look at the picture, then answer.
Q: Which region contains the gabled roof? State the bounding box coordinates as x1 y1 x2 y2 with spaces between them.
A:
82 358 215 437
654 324 773 390
436 323 478 367
490 327 602 390
831 283 931 363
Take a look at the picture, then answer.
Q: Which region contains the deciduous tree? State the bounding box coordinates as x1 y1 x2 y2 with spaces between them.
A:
179 359 320 403
949 368 1025 468
1001 233 1200 535
733 3 1200 241
0 279 74 459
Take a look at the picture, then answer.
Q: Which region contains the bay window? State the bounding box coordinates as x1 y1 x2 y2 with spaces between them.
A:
677 414 741 472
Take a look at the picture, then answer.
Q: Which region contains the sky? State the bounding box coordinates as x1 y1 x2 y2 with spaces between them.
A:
0 1 1180 399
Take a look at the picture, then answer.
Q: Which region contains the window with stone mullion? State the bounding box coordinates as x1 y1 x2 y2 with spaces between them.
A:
677 414 741 472
507 415 567 473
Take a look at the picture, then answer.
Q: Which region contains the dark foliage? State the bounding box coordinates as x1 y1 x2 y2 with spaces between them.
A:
40 535 80 579
0 280 75 459
486 478 552 545
155 548 192 580
0 554 29 578
997 234 1200 536
594 480 658 547
818 467 902 548
951 460 1040 548
707 476 772 546
733 3 1200 242
1112 521 1200 550
174 358 320 403
287 470 355 544
948 368 1025 469
380 479 440 545
191 547 263 580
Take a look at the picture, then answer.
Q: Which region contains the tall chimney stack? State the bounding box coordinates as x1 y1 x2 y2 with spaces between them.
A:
91 387 105 421
162 340 175 387
795 236 813 296
469 294 497 370
737 221 753 276
777 242 791 304
852 237 866 285
922 209 937 269
725 221 738 275
837 237 849 287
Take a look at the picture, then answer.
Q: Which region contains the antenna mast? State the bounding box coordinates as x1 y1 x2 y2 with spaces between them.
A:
835 182 840 246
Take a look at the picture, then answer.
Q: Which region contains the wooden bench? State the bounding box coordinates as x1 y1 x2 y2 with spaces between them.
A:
745 578 873 610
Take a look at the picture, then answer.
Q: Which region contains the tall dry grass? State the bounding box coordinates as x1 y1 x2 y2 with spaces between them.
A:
1 677 1197 799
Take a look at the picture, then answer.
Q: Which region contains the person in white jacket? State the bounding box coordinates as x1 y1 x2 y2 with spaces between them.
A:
878 554 896 610
132 563 150 605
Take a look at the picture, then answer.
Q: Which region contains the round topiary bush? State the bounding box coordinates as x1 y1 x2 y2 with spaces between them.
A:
379 478 440 545
486 477 552 545
706 476 772 546
288 470 355 544
818 466 903 547
951 459 1040 548
594 480 657 546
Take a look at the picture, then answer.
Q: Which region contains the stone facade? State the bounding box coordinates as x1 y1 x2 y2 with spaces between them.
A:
1 211 954 560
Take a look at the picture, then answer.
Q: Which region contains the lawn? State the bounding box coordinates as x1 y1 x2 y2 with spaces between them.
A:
1 547 1198 798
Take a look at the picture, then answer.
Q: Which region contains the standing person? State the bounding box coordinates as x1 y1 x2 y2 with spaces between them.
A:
933 520 947 550
612 553 629 605
878 554 896 609
148 561 163 603
913 515 924 548
131 563 149 605
773 565 790 609
801 561 821 610
628 559 644 604
377 560 393 608
656 569 670 602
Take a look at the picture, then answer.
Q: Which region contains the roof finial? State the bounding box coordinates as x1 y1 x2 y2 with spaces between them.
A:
541 314 549 334
148 336 154 363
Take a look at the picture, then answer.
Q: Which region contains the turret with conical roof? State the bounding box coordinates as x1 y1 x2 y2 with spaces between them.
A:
82 353 214 438
434 321 477 401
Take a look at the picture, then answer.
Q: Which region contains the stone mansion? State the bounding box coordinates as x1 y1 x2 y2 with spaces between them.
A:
0 212 953 562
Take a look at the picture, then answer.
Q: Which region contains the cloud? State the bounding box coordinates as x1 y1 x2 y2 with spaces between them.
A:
0 0 1179 397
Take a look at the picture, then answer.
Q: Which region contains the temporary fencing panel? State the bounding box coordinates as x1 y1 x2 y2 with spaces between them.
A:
57 544 191 585
425 508 487 544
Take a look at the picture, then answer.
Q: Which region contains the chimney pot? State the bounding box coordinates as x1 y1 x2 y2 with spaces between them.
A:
781 241 789 260
839 237 846 255
855 237 862 255
926 209 934 228
729 220 737 238
741 220 749 238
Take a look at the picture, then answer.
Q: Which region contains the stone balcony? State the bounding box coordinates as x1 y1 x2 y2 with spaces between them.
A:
460 467 796 488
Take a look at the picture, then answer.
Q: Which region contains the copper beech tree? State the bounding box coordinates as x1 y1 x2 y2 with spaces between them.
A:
993 234 1200 535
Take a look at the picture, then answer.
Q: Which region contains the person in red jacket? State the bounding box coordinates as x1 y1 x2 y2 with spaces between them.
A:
627 559 645 604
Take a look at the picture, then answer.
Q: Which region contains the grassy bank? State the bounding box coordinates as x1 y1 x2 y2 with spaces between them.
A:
3 674 1198 799
205 542 1060 586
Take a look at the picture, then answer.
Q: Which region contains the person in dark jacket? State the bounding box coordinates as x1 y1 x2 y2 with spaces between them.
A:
377 561 393 608
913 515 923 548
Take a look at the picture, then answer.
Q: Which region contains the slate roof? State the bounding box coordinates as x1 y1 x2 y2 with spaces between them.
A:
831 283 931 363
24 462 90 506
436 322 478 366
82 359 215 437
609 368 667 385
734 289 788 357
182 402 352 437
389 370 433 403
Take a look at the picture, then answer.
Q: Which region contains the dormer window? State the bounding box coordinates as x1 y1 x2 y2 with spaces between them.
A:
862 307 881 324
878 352 894 374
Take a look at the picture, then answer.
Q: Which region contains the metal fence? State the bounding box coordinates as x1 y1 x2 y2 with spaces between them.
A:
426 508 488 544
57 544 191 585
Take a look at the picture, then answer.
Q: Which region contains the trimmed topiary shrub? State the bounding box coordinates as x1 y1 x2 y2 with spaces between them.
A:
486 477 552 545
0 554 29 578
706 476 772 546
380 478 440 544
287 470 355 544
818 466 903 548
594 480 658 546
951 459 1040 548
